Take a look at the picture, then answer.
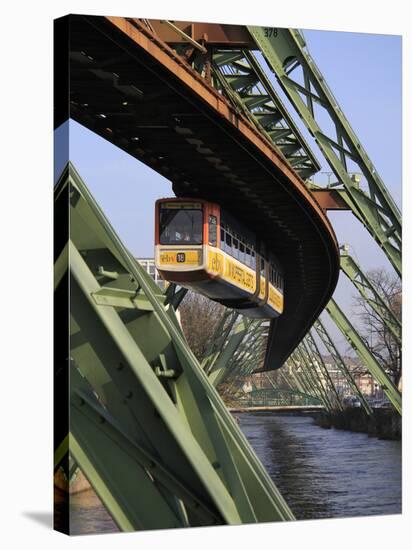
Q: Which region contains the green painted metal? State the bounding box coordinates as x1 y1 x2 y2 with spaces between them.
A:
296 344 334 412
281 363 309 396
164 282 188 309
208 318 251 388
326 298 401 414
55 162 295 531
211 48 320 179
202 309 240 377
339 248 401 344
248 27 402 276
303 331 344 411
281 360 309 396
219 321 268 395
238 387 321 408
263 373 321 405
290 350 331 411
313 318 373 416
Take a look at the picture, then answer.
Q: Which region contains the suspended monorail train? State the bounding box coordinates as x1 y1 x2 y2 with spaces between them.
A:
154 198 284 318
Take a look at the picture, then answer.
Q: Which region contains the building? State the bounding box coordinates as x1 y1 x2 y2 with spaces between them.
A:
137 257 167 290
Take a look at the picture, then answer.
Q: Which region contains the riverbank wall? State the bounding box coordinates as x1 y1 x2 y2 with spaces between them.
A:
314 408 401 440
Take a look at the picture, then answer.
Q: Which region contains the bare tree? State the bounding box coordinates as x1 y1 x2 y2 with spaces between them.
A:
179 290 226 361
353 268 402 387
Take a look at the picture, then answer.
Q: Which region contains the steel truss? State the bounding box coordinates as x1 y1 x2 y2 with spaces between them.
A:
239 387 321 408
54 163 295 531
247 27 401 276
302 332 344 411
326 298 401 414
339 248 401 344
211 48 320 179
312 318 373 416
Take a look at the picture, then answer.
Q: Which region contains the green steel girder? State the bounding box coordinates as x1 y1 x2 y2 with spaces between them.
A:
202 310 240 376
164 282 188 310
303 331 344 411
248 27 402 276
247 387 322 407
207 317 251 388
313 318 373 416
326 298 401 414
271 369 299 394
281 363 308 396
290 350 331 411
339 249 401 344
220 324 268 397
290 364 318 401
296 344 334 412
55 163 295 531
263 373 321 406
70 367 212 530
211 48 321 180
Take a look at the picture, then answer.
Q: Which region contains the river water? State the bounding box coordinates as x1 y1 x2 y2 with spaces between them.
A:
67 412 401 534
237 412 402 520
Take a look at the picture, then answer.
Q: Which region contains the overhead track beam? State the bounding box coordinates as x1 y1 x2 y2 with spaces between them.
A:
248 26 402 276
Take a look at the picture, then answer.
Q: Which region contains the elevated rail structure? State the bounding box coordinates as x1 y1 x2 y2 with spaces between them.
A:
55 164 295 531
55 15 401 532
63 15 340 371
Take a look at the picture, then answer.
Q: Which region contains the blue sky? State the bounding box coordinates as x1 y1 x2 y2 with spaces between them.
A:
55 27 402 351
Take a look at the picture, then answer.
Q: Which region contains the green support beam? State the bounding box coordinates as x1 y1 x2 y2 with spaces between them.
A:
207 317 251 388
303 331 344 411
326 298 401 414
55 163 295 531
263 373 322 406
339 247 401 343
296 344 334 412
202 310 240 377
291 349 332 411
211 48 321 179
240 387 321 408
248 27 402 276
220 322 268 395
283 363 310 396
313 318 373 416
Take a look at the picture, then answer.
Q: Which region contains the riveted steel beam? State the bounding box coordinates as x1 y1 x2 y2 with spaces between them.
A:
303 331 344 411
313 318 373 416
326 298 401 414
296 344 334 412
248 26 401 276
211 48 321 179
339 248 401 344
55 163 295 531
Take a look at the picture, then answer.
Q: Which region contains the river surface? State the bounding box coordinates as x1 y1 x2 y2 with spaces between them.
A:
67 412 401 534
237 412 401 520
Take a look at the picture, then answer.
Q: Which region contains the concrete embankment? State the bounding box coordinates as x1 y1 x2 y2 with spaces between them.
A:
314 408 401 440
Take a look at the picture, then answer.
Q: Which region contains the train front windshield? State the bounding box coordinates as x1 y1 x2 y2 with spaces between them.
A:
159 206 203 245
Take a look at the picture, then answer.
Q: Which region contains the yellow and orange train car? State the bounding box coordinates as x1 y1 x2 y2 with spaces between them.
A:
155 198 284 318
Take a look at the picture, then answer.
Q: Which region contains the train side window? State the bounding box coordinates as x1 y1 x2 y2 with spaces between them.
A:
233 238 239 260
245 247 251 267
226 233 232 254
239 243 245 264
232 238 239 259
209 215 217 246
